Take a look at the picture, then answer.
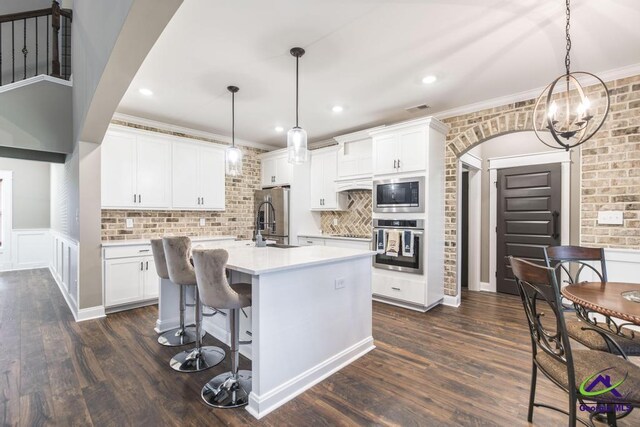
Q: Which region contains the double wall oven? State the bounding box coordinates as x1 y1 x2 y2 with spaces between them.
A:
372 219 424 275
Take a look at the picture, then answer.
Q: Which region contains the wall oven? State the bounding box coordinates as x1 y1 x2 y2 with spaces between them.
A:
372 219 424 274
373 176 425 213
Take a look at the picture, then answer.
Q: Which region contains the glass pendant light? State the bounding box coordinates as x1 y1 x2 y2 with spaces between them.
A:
225 85 243 176
532 0 610 151
287 47 308 164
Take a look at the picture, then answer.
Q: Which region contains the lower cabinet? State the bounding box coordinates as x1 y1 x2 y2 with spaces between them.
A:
298 235 371 250
104 255 158 308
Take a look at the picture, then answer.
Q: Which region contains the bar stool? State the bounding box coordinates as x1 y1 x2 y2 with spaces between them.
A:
150 239 200 347
192 248 252 408
163 236 225 373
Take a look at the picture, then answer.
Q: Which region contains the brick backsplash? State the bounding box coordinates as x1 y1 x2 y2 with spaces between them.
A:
320 190 372 238
102 121 264 241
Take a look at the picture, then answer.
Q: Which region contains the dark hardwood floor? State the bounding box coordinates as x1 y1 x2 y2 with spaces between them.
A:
1 268 638 426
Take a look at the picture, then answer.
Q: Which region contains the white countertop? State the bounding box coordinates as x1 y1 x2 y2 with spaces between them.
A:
223 245 376 275
101 235 237 247
298 233 371 242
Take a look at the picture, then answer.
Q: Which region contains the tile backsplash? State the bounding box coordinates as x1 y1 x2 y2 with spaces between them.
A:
320 190 372 238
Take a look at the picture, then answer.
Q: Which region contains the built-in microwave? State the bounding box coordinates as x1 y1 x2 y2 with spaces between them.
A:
373 176 425 213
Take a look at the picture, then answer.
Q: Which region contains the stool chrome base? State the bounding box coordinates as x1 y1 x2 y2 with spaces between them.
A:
201 370 252 408
158 325 204 347
169 346 225 373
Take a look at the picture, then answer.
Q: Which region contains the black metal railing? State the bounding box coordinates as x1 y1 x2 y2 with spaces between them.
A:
0 1 72 86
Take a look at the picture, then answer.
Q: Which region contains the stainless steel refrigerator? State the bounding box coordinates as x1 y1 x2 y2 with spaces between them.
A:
254 188 290 245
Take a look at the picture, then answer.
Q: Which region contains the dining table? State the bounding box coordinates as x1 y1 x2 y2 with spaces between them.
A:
561 282 640 333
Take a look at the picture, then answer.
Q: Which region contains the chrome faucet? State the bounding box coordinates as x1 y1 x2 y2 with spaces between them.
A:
255 201 276 247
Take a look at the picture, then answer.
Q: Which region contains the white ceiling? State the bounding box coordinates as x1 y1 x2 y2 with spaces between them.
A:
117 0 640 147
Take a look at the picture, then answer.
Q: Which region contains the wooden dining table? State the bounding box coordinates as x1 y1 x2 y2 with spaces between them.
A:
561 282 640 326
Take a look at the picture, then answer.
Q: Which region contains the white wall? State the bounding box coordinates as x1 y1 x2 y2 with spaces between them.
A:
0 157 50 229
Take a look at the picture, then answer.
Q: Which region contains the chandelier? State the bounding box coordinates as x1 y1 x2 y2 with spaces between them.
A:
533 0 610 151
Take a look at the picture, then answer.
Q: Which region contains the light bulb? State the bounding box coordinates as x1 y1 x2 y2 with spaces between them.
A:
225 146 243 176
548 101 558 120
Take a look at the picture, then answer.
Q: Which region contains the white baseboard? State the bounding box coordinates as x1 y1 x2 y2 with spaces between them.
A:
479 282 493 292
442 294 461 307
49 265 78 321
246 336 375 420
77 305 106 322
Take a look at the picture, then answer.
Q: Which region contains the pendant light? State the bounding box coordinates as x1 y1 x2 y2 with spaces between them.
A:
533 0 610 151
287 47 308 164
225 85 243 176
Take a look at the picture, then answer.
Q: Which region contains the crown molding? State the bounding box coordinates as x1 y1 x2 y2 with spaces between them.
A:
433 62 640 121
111 112 281 151
333 126 385 144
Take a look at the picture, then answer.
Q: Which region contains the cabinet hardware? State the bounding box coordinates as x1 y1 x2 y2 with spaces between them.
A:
140 262 144 271
197 197 200 205
201 197 204 205
393 159 397 169
391 287 401 291
133 194 137 203
306 240 313 244
246 331 252 336
138 249 150 253
397 159 401 169
145 261 149 270
139 194 142 203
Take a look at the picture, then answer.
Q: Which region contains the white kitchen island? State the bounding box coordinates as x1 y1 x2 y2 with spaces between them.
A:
156 244 376 419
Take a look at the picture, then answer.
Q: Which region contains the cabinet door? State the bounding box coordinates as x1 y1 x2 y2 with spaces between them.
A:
199 146 225 210
101 131 137 208
143 257 160 299
309 153 323 209
104 258 144 307
261 158 276 187
172 142 200 209
398 128 426 173
136 136 171 208
274 155 293 186
321 152 339 209
373 134 398 175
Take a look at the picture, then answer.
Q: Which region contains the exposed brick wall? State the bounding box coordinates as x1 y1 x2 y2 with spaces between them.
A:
102 121 264 240
441 74 640 296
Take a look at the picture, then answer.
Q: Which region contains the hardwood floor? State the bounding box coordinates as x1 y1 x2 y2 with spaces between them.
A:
1 268 638 426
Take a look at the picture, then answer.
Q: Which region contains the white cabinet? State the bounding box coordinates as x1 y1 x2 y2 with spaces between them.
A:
309 148 347 211
172 141 225 210
297 236 326 246
372 127 426 175
298 235 371 250
103 245 160 309
336 135 373 179
260 152 292 187
101 129 171 209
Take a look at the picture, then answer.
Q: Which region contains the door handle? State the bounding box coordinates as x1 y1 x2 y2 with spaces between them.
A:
552 210 560 239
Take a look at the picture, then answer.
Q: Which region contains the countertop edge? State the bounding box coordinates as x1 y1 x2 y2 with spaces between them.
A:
101 235 237 247
228 250 376 275
298 233 372 242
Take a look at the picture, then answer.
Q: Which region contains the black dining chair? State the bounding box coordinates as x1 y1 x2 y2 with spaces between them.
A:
510 256 640 427
544 245 640 357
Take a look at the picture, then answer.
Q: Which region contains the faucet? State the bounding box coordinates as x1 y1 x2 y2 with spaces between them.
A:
255 200 276 247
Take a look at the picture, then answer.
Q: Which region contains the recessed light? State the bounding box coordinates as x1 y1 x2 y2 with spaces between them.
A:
274 126 284 132
139 88 153 96
332 105 344 113
421 75 437 84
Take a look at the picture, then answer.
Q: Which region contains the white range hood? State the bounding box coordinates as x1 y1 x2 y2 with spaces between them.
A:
335 178 372 192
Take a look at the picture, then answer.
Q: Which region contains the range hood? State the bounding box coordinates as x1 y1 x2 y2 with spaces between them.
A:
335 178 372 192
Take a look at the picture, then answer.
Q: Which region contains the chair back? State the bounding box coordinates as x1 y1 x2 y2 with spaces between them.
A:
150 239 169 280
543 245 607 284
509 256 576 387
192 248 251 310
162 236 196 286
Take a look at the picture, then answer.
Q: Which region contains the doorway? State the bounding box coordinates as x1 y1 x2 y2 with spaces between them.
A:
461 170 469 289
495 163 562 295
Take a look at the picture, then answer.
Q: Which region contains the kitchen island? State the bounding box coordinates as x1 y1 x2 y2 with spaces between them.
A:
156 244 376 419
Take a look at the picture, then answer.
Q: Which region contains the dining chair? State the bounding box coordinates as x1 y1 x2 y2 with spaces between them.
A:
544 245 640 357
509 256 640 427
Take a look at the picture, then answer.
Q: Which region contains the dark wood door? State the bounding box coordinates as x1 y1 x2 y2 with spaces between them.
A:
496 163 562 295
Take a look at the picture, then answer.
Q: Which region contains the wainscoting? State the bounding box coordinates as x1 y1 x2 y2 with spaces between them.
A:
10 229 51 270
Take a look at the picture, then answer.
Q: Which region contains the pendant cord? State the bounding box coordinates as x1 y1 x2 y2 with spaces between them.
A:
295 55 299 128
565 0 571 76
231 91 235 148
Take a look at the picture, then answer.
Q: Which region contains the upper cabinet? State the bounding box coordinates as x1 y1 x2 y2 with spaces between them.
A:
172 141 225 210
101 125 226 211
334 129 375 180
260 150 292 188
371 118 448 177
102 129 171 209
309 147 347 211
